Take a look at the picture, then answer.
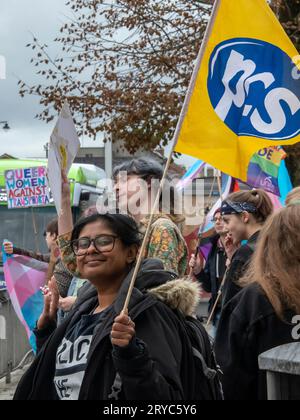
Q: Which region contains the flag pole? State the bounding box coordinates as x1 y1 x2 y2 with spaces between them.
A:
122 0 222 313
217 171 223 202
206 270 227 327
188 175 217 280
31 207 40 254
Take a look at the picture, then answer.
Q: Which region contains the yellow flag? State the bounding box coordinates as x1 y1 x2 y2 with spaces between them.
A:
175 0 300 181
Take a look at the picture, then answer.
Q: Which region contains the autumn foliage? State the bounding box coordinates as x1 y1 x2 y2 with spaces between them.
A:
19 0 300 181
19 0 211 153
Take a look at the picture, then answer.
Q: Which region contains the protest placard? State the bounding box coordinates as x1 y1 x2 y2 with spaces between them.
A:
47 101 80 215
5 166 51 209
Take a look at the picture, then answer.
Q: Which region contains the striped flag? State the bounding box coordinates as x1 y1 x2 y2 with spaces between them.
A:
246 147 286 196
176 160 206 191
2 247 48 352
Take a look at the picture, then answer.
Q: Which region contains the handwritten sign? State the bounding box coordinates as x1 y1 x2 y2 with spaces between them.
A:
5 167 51 209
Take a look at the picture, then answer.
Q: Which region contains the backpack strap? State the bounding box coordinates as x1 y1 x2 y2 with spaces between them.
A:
108 373 122 400
192 347 218 380
185 315 224 401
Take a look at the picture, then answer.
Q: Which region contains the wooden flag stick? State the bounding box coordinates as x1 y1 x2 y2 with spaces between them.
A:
217 172 223 202
31 207 40 254
188 207 210 281
122 0 222 313
206 269 228 327
188 174 218 279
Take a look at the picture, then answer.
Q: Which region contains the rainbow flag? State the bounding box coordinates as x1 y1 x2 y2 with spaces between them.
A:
179 147 286 197
246 147 286 196
2 247 48 352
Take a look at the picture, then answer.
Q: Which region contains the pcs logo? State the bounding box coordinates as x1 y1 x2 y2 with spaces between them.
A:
208 38 300 140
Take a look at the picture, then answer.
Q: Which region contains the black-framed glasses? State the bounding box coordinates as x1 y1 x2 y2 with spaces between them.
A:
71 235 119 256
211 217 223 223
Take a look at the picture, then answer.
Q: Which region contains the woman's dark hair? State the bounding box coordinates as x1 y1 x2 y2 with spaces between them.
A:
71 212 142 248
113 158 164 182
45 218 58 236
113 157 183 222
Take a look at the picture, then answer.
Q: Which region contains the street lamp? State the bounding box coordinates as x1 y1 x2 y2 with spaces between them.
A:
43 142 49 159
0 121 10 131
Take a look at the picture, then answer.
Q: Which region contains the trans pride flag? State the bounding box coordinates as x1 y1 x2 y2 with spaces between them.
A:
176 160 206 191
2 247 47 352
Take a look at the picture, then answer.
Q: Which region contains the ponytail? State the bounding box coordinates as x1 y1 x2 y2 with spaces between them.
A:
227 189 273 223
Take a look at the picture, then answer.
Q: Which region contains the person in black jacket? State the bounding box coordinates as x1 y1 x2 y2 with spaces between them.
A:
215 204 300 400
14 212 201 401
189 209 227 335
220 189 273 307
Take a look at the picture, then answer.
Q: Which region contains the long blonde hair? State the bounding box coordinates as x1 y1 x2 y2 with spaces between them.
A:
241 205 300 319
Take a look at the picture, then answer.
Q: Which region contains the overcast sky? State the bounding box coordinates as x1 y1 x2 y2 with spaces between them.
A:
0 0 195 168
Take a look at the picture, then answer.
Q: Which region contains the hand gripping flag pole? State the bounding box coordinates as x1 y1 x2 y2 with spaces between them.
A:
122 0 222 314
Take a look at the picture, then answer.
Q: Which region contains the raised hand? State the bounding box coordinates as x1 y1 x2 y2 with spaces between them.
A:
224 233 240 262
189 252 204 275
37 277 60 330
3 241 13 255
111 312 135 348
58 169 73 235
58 296 76 312
61 169 71 204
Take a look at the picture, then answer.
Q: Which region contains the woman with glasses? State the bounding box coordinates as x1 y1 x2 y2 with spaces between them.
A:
14 212 200 400
58 158 188 279
189 209 227 336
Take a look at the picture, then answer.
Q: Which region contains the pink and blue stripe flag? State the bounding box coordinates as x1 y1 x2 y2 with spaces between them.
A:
177 160 206 191
2 246 48 352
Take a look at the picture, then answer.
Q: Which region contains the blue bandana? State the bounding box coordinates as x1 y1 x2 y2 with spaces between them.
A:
221 200 257 216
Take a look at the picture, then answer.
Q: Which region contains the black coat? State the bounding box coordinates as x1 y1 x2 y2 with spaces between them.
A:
222 231 260 307
14 259 196 401
215 283 300 400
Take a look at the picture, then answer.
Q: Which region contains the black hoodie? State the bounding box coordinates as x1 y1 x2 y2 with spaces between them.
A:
14 259 200 401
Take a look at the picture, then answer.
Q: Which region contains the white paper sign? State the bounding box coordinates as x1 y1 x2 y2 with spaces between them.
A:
47 101 80 215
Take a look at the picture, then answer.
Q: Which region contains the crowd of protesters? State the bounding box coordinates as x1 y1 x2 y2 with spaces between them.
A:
7 157 300 400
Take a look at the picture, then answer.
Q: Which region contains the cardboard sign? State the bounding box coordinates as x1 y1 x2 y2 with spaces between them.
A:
5 166 51 209
47 101 80 215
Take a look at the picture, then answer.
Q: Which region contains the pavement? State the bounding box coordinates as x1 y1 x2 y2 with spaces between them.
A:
0 364 30 400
